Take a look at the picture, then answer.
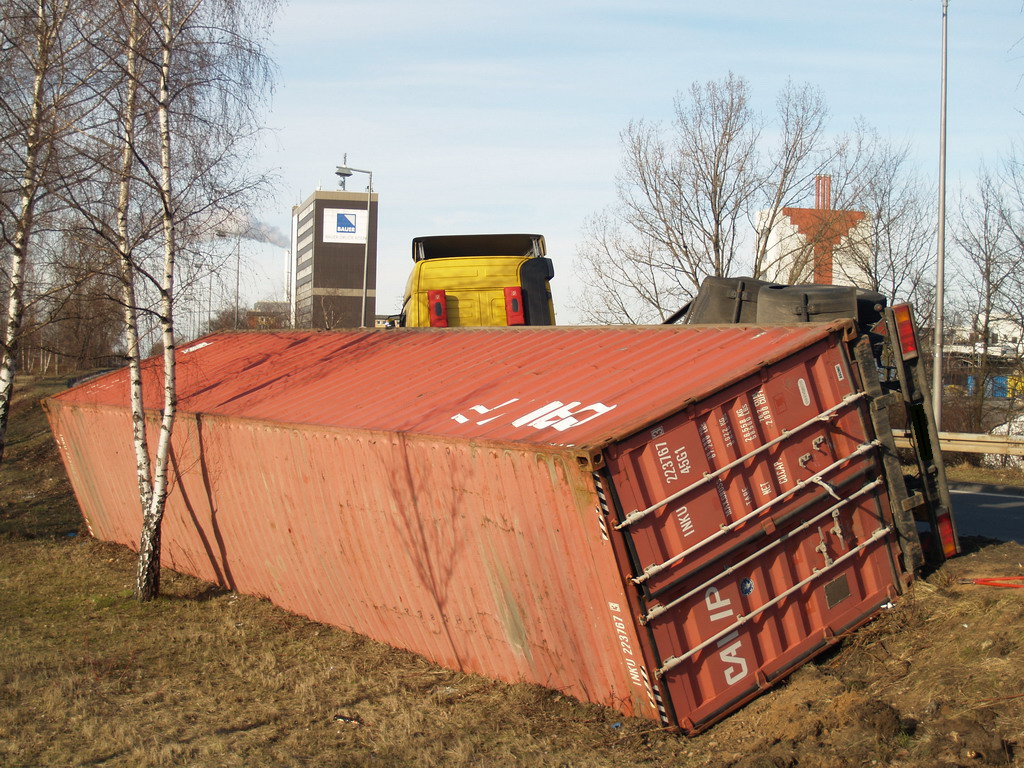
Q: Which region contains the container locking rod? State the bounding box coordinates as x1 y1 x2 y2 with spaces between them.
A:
655 522 893 678
643 479 884 626
633 441 881 585
616 393 867 531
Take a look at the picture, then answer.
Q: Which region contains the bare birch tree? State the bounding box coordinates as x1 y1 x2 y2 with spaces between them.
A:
30 0 276 599
134 0 204 601
114 0 157 539
0 1 276 599
116 0 276 600
0 0 96 464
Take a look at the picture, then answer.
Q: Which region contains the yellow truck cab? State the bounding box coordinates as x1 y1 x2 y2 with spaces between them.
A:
399 233 555 327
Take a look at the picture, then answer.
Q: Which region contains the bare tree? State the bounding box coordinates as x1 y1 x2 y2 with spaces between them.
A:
830 125 936 304
572 79 943 325
950 169 1015 431
989 149 1024 435
994 148 1024 332
573 213 679 324
0 1 277 604
573 74 833 322
28 0 277 599
120 0 276 600
0 0 98 463
26 228 122 371
114 0 158 554
750 81 834 279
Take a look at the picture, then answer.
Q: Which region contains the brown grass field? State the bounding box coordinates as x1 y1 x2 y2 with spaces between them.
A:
3 375 1024 767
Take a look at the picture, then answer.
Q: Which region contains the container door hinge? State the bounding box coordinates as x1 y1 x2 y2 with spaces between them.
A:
815 527 834 566
869 392 902 411
901 492 925 513
830 510 847 551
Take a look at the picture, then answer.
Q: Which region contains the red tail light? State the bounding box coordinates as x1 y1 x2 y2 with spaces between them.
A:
504 287 526 326
428 290 448 327
892 303 918 360
937 511 959 558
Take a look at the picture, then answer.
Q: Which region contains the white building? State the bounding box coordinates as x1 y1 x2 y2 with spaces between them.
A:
757 176 873 288
947 313 1024 359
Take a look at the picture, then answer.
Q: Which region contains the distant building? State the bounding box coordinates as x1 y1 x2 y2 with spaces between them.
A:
246 301 290 330
290 189 379 329
946 313 1024 359
757 176 870 286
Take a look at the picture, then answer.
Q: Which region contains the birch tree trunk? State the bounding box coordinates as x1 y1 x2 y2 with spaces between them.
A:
0 0 53 466
136 0 179 601
103 0 277 599
114 0 154 516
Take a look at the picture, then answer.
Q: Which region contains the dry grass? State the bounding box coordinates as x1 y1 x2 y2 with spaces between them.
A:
1 376 82 539
0 377 690 767
3 376 1024 767
946 461 1024 488
1 535 679 768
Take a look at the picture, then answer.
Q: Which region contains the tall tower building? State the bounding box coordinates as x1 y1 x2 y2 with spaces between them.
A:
290 189 378 328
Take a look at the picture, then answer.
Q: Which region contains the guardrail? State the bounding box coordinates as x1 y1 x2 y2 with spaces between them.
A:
893 431 1024 457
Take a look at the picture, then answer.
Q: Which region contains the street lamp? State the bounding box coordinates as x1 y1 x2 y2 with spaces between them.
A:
933 0 949 427
335 163 373 328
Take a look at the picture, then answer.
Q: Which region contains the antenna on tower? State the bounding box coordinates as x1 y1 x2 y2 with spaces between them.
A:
337 153 348 190
815 175 831 210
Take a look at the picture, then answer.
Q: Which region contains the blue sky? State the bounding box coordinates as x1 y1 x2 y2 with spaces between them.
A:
238 0 1024 323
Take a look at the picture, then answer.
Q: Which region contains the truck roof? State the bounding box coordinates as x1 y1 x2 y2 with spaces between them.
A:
411 233 546 261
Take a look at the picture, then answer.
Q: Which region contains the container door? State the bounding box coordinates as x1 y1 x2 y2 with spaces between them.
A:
603 336 908 733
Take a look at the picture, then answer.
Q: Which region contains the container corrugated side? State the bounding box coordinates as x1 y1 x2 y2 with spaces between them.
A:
45 323 915 732
46 399 659 718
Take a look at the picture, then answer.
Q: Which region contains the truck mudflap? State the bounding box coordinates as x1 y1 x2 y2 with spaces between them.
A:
599 332 916 733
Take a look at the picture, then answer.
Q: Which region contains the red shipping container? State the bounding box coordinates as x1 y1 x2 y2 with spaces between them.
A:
45 323 921 732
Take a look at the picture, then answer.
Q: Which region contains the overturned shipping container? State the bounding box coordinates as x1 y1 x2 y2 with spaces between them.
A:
46 323 937 733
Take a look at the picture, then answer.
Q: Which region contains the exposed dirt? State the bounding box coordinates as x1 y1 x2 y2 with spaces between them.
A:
684 537 1024 768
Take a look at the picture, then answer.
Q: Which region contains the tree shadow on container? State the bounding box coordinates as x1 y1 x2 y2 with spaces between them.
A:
386 434 468 671
168 414 235 591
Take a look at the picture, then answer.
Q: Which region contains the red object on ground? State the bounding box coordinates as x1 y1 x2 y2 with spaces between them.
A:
961 577 1024 588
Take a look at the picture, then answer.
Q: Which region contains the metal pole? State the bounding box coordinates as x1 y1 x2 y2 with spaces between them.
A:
335 162 373 329
360 172 372 328
234 239 241 329
933 0 948 428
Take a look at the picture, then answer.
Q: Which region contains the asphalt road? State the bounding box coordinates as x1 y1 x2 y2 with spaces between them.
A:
949 485 1024 544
